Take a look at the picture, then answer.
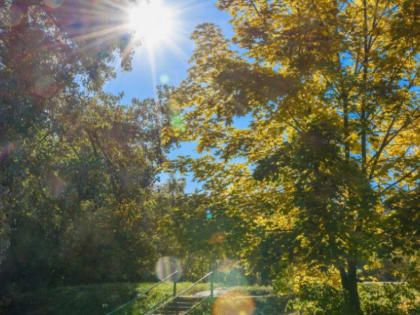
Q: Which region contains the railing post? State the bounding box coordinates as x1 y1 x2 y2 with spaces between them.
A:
173 280 177 297
210 272 214 298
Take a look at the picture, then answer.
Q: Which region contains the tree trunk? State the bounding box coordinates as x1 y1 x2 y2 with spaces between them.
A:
340 261 362 314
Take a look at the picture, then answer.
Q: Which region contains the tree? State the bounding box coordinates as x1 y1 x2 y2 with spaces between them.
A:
0 0 174 301
168 1 419 313
0 89 172 290
0 0 133 231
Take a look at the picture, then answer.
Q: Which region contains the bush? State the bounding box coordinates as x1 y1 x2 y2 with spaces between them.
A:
284 282 419 315
359 283 418 315
285 282 345 314
4 282 212 315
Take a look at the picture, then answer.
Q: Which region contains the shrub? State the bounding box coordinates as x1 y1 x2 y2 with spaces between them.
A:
359 283 418 315
284 282 419 315
285 282 345 314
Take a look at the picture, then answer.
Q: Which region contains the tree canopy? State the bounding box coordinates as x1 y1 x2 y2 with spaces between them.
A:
0 0 176 296
168 0 419 313
0 0 418 313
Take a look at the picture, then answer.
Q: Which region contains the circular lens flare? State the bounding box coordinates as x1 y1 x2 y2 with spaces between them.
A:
46 174 66 198
0 142 16 161
218 258 237 273
128 0 174 46
213 291 255 315
159 74 169 84
155 256 182 282
44 0 63 9
1 5 23 27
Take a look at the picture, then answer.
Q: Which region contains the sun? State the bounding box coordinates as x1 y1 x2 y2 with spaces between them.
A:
128 0 174 47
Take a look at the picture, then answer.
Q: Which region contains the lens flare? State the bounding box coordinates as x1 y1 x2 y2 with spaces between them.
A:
155 256 182 282
159 74 169 84
1 5 23 27
170 113 185 132
209 232 226 244
0 143 16 161
213 291 255 315
44 0 64 9
0 222 11 266
46 174 66 198
218 259 237 273
33 75 57 98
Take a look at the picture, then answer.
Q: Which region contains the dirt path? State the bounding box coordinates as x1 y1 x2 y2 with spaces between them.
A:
191 288 232 297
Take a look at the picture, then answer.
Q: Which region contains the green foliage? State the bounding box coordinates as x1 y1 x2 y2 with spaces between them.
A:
360 283 418 315
156 188 247 281
1 1 419 315
0 0 175 305
286 282 345 314
285 282 419 315
5 282 221 315
0 91 171 294
8 281 418 315
167 0 419 313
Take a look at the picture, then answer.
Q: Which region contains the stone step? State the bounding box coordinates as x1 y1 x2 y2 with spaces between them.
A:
156 296 204 314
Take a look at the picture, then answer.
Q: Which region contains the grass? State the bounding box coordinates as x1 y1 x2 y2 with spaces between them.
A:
188 295 288 315
9 282 273 315
10 281 418 314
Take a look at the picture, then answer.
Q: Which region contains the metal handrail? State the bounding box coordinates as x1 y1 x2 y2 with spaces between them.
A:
144 271 213 315
141 271 179 296
105 271 178 315
184 295 211 315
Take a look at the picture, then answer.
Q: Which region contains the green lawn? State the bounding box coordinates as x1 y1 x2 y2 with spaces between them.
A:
10 282 204 315
9 282 274 315
8 282 419 315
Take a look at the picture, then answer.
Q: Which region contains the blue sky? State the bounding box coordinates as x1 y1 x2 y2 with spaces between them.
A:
104 0 233 193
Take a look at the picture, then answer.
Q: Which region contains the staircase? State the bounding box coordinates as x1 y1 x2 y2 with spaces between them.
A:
144 272 214 315
152 296 204 315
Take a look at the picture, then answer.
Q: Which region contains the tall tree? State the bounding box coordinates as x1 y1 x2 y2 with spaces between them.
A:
169 0 419 313
0 0 174 300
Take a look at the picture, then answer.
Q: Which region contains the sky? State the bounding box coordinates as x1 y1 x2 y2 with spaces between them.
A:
104 0 234 193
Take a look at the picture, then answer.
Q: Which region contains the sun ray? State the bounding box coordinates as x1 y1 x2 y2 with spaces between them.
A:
164 39 189 61
120 35 138 66
50 0 188 96
127 0 175 47
146 42 158 95
69 25 128 43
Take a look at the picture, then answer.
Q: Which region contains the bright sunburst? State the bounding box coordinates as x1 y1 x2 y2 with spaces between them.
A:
128 0 175 47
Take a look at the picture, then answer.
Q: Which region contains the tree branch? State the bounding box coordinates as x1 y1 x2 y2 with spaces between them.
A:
381 168 418 194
